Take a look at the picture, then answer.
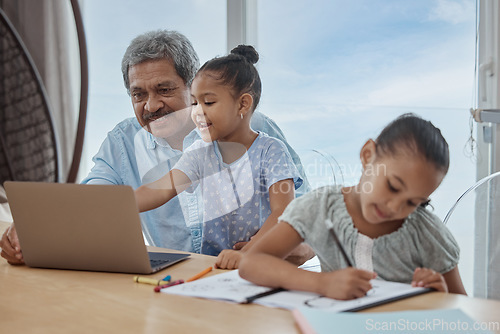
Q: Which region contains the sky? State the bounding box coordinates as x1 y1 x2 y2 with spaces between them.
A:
255 0 477 210
80 0 478 291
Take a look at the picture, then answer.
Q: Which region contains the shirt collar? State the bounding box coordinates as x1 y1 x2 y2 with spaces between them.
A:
145 127 202 151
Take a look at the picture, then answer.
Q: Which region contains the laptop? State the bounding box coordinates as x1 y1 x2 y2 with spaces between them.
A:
4 181 190 274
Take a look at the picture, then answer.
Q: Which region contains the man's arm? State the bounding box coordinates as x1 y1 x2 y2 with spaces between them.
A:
81 136 127 185
81 118 141 186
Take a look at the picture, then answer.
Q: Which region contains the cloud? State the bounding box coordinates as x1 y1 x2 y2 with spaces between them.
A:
365 66 473 108
428 0 475 24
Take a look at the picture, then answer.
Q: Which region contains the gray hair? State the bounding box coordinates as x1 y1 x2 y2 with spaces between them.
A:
121 30 200 93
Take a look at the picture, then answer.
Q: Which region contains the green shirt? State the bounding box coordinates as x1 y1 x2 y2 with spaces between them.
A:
279 186 459 283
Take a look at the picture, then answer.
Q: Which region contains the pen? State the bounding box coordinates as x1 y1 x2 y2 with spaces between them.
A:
154 279 184 292
133 276 170 286
327 220 353 267
242 287 286 304
186 266 213 282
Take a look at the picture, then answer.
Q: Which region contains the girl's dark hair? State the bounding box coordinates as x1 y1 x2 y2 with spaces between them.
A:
197 45 262 111
375 113 450 174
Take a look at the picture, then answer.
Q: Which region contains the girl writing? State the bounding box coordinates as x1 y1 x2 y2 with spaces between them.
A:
239 114 467 299
135 45 303 269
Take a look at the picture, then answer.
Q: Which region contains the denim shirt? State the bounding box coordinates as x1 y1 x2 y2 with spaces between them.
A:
81 112 310 253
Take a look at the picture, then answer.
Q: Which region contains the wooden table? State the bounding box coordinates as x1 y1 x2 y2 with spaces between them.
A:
1 220 499 333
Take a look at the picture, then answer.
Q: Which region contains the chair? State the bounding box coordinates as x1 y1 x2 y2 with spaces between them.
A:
0 7 59 183
296 149 344 191
0 0 88 184
290 149 345 273
443 171 500 299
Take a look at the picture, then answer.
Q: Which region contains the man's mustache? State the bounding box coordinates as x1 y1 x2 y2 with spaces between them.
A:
143 105 193 122
142 110 174 122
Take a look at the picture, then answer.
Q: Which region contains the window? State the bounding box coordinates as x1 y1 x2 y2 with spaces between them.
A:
256 0 476 292
81 0 477 294
80 0 226 177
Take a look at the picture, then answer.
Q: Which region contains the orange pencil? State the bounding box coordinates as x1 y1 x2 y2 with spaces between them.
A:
186 266 213 282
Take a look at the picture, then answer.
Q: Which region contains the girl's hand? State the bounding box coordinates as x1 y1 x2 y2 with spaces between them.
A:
318 268 376 300
411 267 448 293
215 249 243 269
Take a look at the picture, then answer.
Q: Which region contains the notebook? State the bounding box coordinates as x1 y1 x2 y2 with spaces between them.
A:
291 308 493 334
162 269 431 311
4 181 190 274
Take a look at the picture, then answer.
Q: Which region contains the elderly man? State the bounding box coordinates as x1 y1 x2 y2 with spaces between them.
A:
1 30 311 265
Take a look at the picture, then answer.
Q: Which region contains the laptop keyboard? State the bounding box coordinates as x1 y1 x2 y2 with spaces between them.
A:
150 258 172 267
148 252 190 270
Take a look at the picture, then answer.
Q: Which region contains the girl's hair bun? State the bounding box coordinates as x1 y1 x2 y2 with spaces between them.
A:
230 45 259 64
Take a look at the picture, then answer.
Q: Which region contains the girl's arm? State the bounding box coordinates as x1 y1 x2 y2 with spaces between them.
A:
443 266 467 295
239 221 375 300
215 179 295 269
241 178 295 249
241 178 315 264
135 169 192 212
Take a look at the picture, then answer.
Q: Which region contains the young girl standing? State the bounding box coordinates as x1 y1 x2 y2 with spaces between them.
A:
239 114 467 299
135 45 303 269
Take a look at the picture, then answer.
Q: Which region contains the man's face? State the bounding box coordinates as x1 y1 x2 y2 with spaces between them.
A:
128 59 192 138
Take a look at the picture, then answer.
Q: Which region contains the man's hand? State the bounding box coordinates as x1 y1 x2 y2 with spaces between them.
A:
283 242 315 266
232 241 248 251
0 223 24 265
233 240 315 266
